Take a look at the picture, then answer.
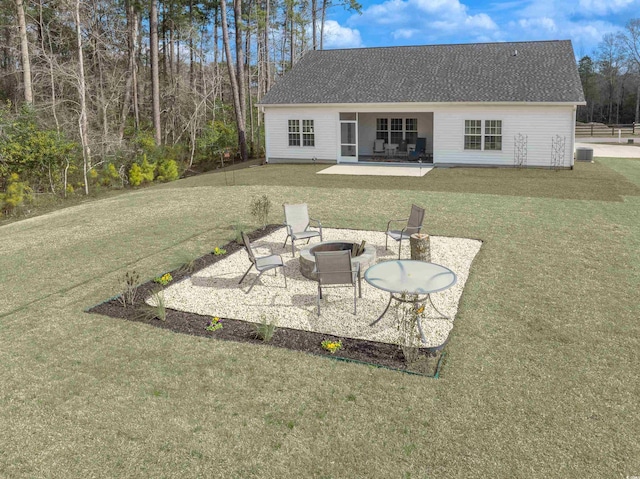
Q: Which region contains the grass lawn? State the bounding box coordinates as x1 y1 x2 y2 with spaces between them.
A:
1 159 639 477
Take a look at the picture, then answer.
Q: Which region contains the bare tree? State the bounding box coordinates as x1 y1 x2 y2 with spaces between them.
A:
74 0 91 195
16 0 33 103
150 0 161 145
220 0 247 161
596 34 624 123
617 19 640 123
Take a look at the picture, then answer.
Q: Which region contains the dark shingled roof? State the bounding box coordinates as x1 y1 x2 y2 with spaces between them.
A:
260 40 585 105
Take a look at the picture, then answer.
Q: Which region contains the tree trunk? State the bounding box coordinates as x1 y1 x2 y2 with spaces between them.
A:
118 0 135 142
235 0 247 130
636 84 639 124
16 0 33 104
150 0 161 146
289 5 294 69
75 0 91 195
264 0 270 91
220 0 247 162
134 10 141 129
312 0 317 50
320 0 327 50
189 0 195 91
39 0 59 132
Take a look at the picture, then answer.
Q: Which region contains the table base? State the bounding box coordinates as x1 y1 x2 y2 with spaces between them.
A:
369 293 451 343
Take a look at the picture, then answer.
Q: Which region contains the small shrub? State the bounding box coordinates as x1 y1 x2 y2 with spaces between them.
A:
206 316 223 332
140 155 156 183
136 291 167 321
152 292 167 321
255 314 277 342
153 273 173 286
128 163 143 187
118 270 140 308
250 194 271 230
100 163 121 187
321 339 342 354
232 222 248 243
1 173 31 216
178 258 197 274
157 159 179 182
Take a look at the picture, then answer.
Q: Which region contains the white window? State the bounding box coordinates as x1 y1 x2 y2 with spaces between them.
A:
464 120 482 150
405 118 418 145
376 118 388 143
302 120 315 146
390 118 403 145
485 120 502 151
376 117 418 145
288 119 315 147
288 120 300 146
464 120 502 151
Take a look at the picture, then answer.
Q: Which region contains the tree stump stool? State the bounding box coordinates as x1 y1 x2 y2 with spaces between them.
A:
410 233 431 262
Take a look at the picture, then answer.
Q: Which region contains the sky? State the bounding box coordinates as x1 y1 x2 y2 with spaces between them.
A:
320 0 640 56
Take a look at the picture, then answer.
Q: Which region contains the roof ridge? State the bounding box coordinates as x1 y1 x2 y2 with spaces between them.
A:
307 39 572 54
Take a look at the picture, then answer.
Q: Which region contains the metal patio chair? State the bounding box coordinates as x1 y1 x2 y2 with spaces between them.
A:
238 231 287 293
373 138 386 156
385 204 426 259
283 203 323 256
314 250 361 316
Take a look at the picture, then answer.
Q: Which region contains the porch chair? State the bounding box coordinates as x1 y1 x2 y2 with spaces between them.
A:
373 139 386 156
314 250 361 316
408 137 427 161
283 203 323 256
385 204 426 259
238 231 287 293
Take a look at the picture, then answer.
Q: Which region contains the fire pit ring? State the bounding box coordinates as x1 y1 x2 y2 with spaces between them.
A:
299 240 377 280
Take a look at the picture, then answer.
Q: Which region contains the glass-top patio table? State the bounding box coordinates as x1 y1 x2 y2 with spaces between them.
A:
364 260 457 343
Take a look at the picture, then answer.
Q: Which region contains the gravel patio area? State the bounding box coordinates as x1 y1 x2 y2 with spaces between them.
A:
155 228 482 349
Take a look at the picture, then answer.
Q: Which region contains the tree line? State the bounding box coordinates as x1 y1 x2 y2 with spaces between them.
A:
0 0 360 214
578 19 640 125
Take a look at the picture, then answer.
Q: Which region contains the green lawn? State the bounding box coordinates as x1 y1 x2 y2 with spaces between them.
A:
1 159 639 477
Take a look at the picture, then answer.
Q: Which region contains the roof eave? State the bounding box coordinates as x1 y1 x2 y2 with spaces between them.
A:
259 101 587 108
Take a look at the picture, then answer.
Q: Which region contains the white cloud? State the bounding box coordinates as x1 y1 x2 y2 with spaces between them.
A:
353 0 498 36
392 28 419 40
578 0 635 15
517 17 557 32
321 20 363 49
466 13 499 30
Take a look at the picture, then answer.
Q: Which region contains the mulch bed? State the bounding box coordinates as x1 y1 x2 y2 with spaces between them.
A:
87 224 445 377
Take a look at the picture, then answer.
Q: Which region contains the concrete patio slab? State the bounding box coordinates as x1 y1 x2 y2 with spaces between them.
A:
576 142 640 159
317 165 433 177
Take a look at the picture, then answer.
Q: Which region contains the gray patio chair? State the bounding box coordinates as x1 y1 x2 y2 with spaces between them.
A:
283 203 323 256
314 250 360 316
385 204 426 259
239 231 287 294
373 139 386 156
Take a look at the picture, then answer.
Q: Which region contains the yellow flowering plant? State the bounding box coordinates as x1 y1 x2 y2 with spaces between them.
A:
153 273 173 286
212 247 227 256
206 317 223 332
321 339 342 354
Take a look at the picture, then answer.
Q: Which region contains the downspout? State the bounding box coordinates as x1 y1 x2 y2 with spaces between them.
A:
261 106 269 164
571 106 577 169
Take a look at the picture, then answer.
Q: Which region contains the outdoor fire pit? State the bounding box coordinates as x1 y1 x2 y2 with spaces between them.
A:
299 240 377 280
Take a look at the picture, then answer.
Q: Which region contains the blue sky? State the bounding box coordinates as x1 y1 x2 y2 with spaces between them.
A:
320 0 640 56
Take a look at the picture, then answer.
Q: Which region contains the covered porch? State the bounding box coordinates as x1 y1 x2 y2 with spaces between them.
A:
339 112 434 164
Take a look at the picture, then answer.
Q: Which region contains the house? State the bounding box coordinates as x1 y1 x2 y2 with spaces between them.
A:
259 40 586 168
